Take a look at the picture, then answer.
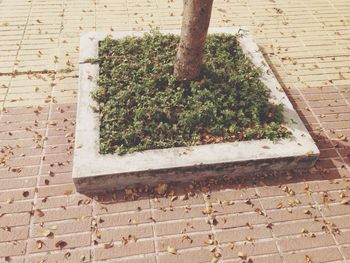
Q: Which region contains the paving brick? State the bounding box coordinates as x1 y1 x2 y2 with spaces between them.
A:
214 212 267 229
221 239 278 259
96 198 150 215
224 254 282 263
317 203 350 219
25 248 91 263
209 188 257 201
3 147 43 158
152 205 206 222
0 188 35 202
43 143 74 155
0 256 24 263
319 148 339 159
0 166 39 179
277 233 335 253
45 135 73 146
97 224 153 243
257 183 306 198
308 179 350 193
157 232 211 252
47 126 75 137
157 247 212 263
32 218 91 237
327 214 350 230
0 120 46 132
33 205 91 223
282 246 343 263
41 162 73 175
98 210 152 227
272 219 325 237
37 183 76 197
0 240 26 257
150 194 204 209
39 172 73 187
27 232 91 253
0 177 37 190
5 156 41 167
341 245 350 260
0 200 33 214
213 199 261 215
268 205 321 223
216 224 272 243
93 239 155 261
0 226 29 242
259 194 313 210
98 255 157 263
35 193 90 209
1 112 48 122
155 217 211 237
42 153 72 165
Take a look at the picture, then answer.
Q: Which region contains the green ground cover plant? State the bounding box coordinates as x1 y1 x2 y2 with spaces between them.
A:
91 32 291 155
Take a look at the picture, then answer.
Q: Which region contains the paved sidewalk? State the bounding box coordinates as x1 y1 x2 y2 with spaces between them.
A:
0 0 350 262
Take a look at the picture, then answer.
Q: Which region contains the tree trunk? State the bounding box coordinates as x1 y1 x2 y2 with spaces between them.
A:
174 0 214 81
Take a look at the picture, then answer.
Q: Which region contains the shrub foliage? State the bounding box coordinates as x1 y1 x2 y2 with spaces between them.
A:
91 32 290 155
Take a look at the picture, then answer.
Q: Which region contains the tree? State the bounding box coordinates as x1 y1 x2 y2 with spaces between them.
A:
174 0 214 81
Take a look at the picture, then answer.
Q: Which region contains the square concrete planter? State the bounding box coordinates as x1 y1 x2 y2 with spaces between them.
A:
73 27 319 193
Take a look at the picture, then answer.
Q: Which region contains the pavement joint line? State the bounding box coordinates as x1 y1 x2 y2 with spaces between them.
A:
308 178 348 261
2 181 349 208
23 0 67 257
254 186 284 262
147 188 160 263
0 197 327 216
1 0 33 110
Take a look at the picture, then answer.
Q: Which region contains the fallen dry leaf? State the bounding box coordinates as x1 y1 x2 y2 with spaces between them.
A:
323 193 329 209
64 252 71 259
170 196 178 202
228 241 235 249
155 184 168 195
341 199 350 205
36 240 44 249
167 246 177 255
204 239 214 245
64 189 73 195
304 210 312 215
49 225 58 230
238 251 247 260
305 255 313 262
37 228 53 237
276 202 283 209
55 240 68 249
36 209 45 217
104 240 114 249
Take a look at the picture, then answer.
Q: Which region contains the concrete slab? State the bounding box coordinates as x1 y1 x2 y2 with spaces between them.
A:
73 27 319 193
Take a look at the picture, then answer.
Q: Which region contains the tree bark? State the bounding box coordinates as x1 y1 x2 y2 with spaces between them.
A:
174 0 214 81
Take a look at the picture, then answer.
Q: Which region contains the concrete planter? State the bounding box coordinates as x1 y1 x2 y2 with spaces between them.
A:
73 27 319 193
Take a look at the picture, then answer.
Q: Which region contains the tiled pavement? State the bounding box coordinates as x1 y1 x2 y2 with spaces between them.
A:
1 0 350 262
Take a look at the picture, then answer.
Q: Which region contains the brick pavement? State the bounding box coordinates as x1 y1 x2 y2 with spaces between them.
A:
0 0 350 262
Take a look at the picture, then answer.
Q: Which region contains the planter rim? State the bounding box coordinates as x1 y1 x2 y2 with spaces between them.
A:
73 27 319 191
